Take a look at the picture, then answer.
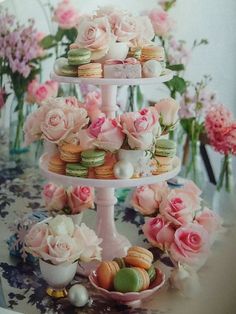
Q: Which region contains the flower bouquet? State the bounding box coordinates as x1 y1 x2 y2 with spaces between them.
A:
132 180 222 297
205 104 236 224
25 215 102 297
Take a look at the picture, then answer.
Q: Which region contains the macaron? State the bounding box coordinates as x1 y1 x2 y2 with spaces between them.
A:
155 139 177 158
141 45 165 62
113 257 126 269
59 143 83 163
147 265 156 283
94 153 117 179
68 48 91 66
81 150 106 168
143 60 162 78
124 246 153 270
97 261 120 291
78 63 102 78
133 267 150 291
48 154 66 175
155 155 173 173
54 57 78 77
66 163 88 177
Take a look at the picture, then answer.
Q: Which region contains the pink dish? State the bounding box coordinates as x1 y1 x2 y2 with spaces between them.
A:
89 268 165 307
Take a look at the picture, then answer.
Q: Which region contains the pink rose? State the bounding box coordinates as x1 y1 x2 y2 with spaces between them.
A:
113 14 137 43
53 0 79 29
26 79 58 105
143 215 175 250
41 235 80 265
23 104 50 145
131 185 159 215
195 207 222 236
155 98 180 127
75 16 112 59
131 16 155 47
41 105 88 144
159 186 201 226
43 183 67 211
149 182 170 206
121 108 160 150
67 186 94 214
25 223 49 256
83 91 103 121
64 96 81 109
148 8 174 37
170 223 210 268
79 117 124 152
73 223 102 262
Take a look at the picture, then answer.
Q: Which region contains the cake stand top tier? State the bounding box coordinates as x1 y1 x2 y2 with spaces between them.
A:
39 153 181 188
50 70 173 86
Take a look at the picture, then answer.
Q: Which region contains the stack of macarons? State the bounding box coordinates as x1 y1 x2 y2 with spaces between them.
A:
153 139 177 174
96 246 157 293
48 154 66 175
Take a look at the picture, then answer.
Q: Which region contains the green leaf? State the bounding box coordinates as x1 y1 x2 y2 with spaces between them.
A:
165 76 187 96
136 86 144 110
65 28 78 43
55 28 65 42
40 35 57 49
167 64 185 72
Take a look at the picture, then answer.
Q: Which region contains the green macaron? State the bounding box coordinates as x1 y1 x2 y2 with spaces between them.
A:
68 48 91 66
66 163 88 177
155 139 176 157
114 268 142 293
54 57 78 77
81 150 105 168
147 265 156 283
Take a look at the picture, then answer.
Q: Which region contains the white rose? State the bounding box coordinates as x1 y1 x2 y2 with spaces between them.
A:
49 215 75 237
73 223 102 262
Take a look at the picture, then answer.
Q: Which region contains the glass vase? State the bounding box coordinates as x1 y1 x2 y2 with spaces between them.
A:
213 155 236 225
9 96 30 158
184 140 205 188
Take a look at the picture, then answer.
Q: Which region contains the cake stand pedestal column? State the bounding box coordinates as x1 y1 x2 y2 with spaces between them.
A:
95 187 131 260
100 85 118 118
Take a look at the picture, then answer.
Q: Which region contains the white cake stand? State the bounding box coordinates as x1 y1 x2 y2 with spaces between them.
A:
41 71 180 266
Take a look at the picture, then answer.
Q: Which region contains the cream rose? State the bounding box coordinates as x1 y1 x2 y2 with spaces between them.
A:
131 185 159 215
25 223 49 256
49 215 74 237
155 98 180 127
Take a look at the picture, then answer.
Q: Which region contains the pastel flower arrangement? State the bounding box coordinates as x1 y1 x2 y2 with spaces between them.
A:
24 96 179 152
25 215 102 265
43 183 94 215
132 181 222 296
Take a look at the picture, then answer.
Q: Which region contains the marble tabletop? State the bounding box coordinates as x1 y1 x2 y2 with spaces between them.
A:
0 145 236 314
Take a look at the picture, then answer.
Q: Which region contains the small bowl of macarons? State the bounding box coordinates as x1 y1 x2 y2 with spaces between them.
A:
89 246 165 307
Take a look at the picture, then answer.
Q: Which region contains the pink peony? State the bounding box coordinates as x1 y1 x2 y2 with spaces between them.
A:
75 16 112 59
53 0 79 29
148 8 174 37
143 215 175 250
67 186 94 214
154 98 180 127
170 223 210 268
41 235 80 265
43 183 67 211
25 223 49 256
131 185 159 215
79 117 125 152
121 108 160 150
195 207 222 236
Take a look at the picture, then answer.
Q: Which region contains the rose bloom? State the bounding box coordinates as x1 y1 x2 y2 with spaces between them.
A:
148 8 174 37
75 16 112 59
82 90 104 122
67 186 94 214
41 235 80 265
53 0 79 29
143 215 175 250
170 223 210 268
195 207 222 237
121 108 160 150
41 104 88 144
150 182 170 206
113 14 137 43
49 215 75 237
43 183 67 211
25 223 49 256
154 98 180 127
159 183 202 226
26 79 59 106
73 223 102 262
64 96 81 109
131 185 159 215
79 117 125 152
131 16 155 47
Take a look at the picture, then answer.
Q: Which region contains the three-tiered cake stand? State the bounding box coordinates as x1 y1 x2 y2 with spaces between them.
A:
39 70 181 268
